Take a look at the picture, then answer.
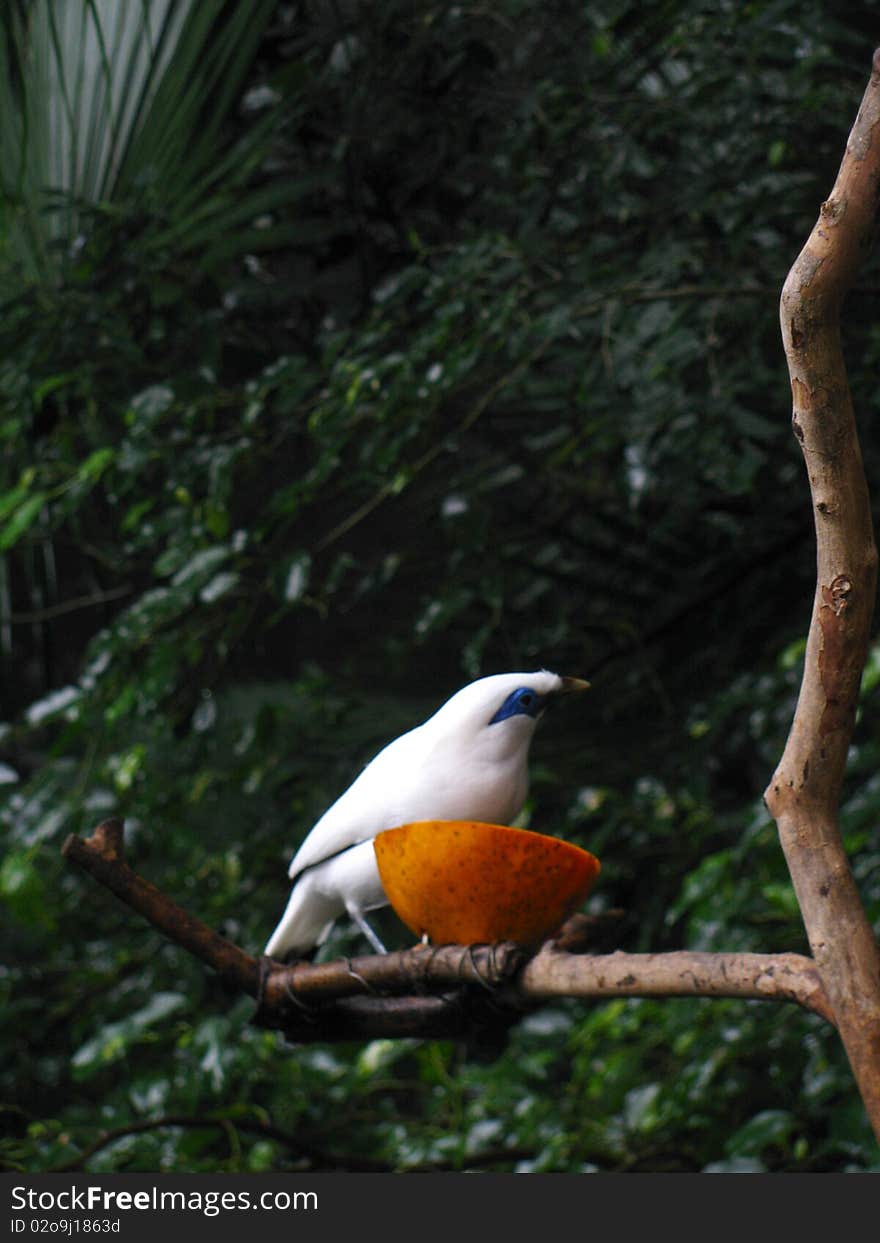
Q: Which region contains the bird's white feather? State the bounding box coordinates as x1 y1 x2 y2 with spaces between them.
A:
264 669 568 960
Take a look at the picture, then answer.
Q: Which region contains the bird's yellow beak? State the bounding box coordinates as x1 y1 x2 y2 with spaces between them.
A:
560 676 591 693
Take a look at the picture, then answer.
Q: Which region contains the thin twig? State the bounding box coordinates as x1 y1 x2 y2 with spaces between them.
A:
47 1113 389 1174
7 584 131 624
315 336 556 551
47 1111 537 1173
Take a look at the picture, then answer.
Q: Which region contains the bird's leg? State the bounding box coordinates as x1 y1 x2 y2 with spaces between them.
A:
348 907 387 955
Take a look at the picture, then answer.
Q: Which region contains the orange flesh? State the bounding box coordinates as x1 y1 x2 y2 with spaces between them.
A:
373 820 600 948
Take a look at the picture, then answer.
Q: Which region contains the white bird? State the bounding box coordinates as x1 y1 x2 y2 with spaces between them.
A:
263 669 589 960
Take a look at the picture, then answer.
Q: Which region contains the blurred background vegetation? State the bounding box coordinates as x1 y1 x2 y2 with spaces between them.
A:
2 0 880 1173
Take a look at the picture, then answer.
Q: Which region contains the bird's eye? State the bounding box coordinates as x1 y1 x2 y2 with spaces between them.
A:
489 686 542 725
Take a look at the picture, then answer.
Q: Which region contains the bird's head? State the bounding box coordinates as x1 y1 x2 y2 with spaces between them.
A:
427 670 589 756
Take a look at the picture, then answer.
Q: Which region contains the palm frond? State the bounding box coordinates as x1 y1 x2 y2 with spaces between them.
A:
0 0 296 292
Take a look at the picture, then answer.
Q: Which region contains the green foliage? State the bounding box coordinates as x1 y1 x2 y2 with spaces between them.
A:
2 0 880 1173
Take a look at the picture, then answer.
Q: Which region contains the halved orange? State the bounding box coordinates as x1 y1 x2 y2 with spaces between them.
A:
373 820 600 948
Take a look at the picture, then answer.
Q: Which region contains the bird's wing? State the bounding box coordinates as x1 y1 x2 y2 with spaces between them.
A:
286 725 425 880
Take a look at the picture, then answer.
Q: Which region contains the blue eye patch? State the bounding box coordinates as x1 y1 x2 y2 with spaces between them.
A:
489 687 544 725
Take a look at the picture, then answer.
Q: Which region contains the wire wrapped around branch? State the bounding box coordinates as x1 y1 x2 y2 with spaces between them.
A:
62 819 833 1043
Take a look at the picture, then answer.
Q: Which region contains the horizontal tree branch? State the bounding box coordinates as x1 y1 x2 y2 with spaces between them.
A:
62 820 835 1042
517 947 834 1023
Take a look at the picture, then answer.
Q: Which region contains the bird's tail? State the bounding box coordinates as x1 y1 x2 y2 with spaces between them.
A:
263 875 337 961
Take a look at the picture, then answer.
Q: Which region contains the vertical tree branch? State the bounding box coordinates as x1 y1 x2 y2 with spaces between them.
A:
765 50 880 1139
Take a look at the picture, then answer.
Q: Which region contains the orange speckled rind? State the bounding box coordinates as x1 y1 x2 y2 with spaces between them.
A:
373 820 601 948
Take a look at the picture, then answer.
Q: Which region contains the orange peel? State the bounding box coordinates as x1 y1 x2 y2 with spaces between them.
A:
373 820 600 948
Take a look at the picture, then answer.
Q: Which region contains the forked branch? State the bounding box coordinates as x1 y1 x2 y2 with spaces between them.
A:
62 819 833 1042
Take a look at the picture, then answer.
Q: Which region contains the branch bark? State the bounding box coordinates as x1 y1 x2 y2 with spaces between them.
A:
765 49 880 1139
62 819 834 1043
517 948 833 1022
61 819 260 997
